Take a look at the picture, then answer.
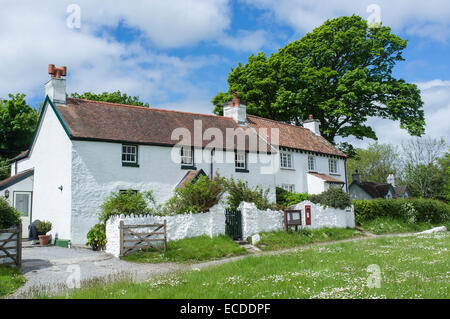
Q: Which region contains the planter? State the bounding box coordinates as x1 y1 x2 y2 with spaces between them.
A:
38 234 51 246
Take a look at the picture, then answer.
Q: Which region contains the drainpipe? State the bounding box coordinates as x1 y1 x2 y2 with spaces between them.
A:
344 158 348 193
210 148 215 179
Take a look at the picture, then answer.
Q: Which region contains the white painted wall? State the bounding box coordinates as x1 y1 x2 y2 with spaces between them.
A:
291 200 355 229
105 202 226 257
19 103 73 241
239 201 284 239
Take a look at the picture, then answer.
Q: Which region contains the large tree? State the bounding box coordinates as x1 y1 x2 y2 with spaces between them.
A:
71 91 149 107
212 15 425 145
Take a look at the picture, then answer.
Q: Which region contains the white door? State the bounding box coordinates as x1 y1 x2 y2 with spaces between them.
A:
14 192 32 238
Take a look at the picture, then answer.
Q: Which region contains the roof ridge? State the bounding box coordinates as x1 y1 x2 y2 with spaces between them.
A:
247 114 308 129
67 97 234 120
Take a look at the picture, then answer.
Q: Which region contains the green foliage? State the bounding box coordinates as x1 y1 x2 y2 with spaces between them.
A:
0 197 21 229
0 266 26 297
163 175 225 215
439 152 450 202
309 188 352 209
276 187 311 209
122 235 247 263
99 190 157 223
347 142 400 183
71 91 149 107
353 198 450 225
212 15 424 144
86 223 107 251
36 220 52 234
223 177 276 211
0 93 39 158
358 217 441 235
0 157 10 181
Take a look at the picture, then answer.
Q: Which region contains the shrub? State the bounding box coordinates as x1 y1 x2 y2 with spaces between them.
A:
36 220 52 234
86 223 107 251
0 197 21 229
276 187 310 209
223 177 276 211
99 190 157 223
163 175 226 215
309 188 351 209
353 198 450 225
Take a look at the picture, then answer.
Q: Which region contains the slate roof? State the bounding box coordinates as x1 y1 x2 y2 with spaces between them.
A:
0 169 34 190
308 172 345 183
353 181 394 198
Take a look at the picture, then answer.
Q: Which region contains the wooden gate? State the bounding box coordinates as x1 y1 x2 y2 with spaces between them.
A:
0 224 22 267
225 208 242 240
119 220 167 257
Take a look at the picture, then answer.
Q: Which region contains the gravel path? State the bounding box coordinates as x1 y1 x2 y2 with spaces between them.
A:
6 231 429 298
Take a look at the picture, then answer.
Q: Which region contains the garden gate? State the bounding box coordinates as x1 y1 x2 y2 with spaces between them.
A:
225 208 242 240
0 224 22 267
119 220 167 257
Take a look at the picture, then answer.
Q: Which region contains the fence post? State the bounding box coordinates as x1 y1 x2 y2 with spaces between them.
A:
17 223 22 267
163 219 167 252
119 220 124 257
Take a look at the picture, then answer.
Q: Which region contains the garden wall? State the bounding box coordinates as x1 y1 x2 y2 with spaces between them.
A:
239 202 284 239
106 203 226 257
291 200 355 229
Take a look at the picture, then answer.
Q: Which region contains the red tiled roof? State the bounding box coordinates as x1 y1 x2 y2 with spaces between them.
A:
58 98 270 152
0 169 34 190
176 169 206 189
9 150 29 162
247 115 345 157
308 172 344 183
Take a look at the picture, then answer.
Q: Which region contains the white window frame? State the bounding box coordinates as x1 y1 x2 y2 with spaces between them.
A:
181 146 194 166
308 156 315 171
280 152 293 169
329 158 338 174
122 145 137 164
235 151 246 170
281 184 295 193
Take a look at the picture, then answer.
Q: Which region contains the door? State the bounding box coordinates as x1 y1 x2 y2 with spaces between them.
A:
14 192 32 238
305 205 311 226
225 208 242 240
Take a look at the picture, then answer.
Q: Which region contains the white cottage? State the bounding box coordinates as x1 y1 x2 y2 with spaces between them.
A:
0 65 347 244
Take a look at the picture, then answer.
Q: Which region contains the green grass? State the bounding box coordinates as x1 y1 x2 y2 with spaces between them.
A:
122 235 247 263
0 266 26 297
256 227 363 251
52 232 450 299
359 217 449 235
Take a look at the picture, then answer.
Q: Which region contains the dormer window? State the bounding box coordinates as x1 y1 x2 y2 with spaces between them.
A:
122 144 138 167
181 146 195 169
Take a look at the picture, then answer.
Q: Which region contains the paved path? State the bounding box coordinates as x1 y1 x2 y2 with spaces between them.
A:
6 231 428 298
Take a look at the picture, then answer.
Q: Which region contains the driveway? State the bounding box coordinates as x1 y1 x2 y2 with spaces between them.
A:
9 245 185 298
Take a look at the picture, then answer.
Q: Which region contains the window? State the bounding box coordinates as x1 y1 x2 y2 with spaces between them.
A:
119 190 138 195
329 158 338 174
235 151 247 171
308 156 315 171
280 152 293 169
122 145 138 166
181 146 194 167
281 184 295 193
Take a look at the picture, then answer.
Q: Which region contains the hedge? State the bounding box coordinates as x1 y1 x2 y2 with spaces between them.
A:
0 197 21 229
353 198 450 225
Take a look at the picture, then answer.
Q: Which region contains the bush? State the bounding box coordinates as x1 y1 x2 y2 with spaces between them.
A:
353 198 450 225
99 190 157 223
36 220 52 234
86 223 107 251
223 177 276 211
276 187 310 209
0 197 21 229
163 175 225 215
309 188 351 209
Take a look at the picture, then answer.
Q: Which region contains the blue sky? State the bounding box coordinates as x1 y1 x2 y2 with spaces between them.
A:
0 0 449 148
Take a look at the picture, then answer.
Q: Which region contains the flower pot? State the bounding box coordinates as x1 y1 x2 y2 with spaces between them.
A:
38 234 51 246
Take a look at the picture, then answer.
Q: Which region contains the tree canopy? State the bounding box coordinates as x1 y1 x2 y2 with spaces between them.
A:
71 91 149 107
212 15 425 146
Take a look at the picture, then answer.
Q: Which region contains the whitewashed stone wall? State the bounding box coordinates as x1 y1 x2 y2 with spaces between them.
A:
106 203 226 257
239 202 284 239
292 200 355 229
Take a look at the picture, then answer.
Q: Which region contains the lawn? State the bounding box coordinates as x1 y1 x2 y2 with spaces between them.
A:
122 235 247 263
0 265 26 297
256 227 363 251
53 232 450 299
359 217 449 235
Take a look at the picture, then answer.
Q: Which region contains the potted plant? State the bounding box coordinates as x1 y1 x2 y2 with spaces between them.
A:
86 223 107 251
36 220 52 246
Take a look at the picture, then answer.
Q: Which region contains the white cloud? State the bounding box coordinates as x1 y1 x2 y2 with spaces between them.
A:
241 0 450 42
218 29 270 52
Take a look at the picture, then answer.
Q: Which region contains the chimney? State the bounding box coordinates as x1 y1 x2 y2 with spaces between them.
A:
352 170 362 184
387 172 396 187
303 114 321 136
45 64 67 105
223 92 247 125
